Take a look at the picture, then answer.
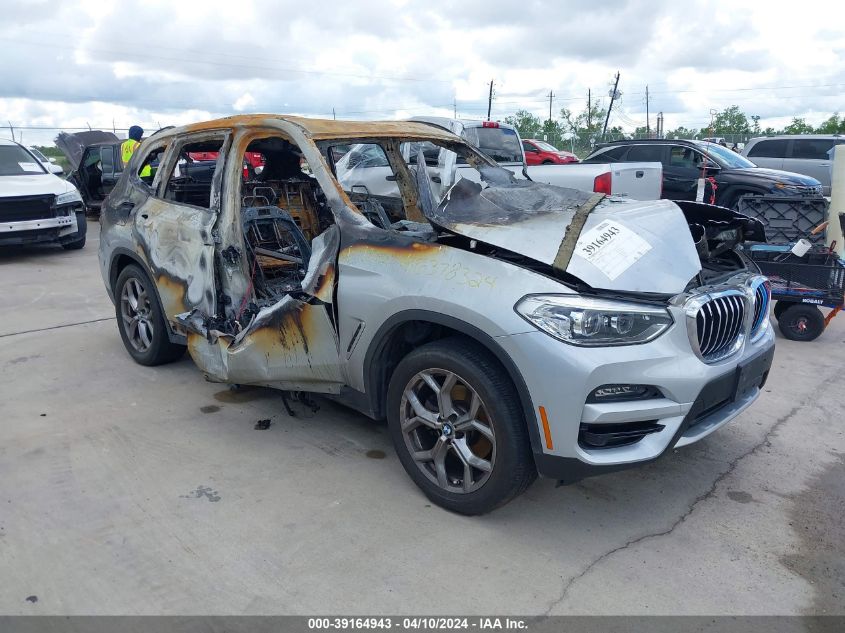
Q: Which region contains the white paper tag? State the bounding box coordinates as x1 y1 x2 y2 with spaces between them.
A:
574 219 652 280
695 177 705 202
18 162 41 171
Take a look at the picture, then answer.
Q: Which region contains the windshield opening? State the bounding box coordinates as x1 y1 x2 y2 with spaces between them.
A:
695 141 756 169
325 136 512 228
0 145 47 176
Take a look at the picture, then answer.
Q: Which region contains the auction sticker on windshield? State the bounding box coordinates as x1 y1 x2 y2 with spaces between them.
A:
574 219 652 280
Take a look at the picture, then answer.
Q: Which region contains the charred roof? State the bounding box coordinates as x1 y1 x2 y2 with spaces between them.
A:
159 114 461 143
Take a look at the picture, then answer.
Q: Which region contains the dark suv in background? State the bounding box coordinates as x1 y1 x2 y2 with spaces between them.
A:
56 131 124 215
584 139 824 208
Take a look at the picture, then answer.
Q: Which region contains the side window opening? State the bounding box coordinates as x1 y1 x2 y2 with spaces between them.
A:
161 139 224 207
462 126 522 164
238 136 335 306
138 146 166 185
583 146 627 163
668 146 698 168
330 141 409 226
747 139 788 159
791 139 834 160
625 144 664 163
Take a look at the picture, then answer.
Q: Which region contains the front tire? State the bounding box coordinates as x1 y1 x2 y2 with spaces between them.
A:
61 211 87 250
114 264 185 365
386 338 536 515
777 304 825 341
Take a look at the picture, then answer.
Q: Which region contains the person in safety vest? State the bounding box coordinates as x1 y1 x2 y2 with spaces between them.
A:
121 125 151 177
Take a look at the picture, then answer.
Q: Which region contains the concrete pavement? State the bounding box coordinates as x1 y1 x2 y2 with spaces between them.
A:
1 229 843 615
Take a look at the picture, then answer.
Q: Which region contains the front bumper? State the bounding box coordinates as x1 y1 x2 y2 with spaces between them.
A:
497 305 776 483
0 212 79 246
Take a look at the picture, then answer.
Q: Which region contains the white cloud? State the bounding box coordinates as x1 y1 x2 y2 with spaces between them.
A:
232 92 256 112
1 0 844 146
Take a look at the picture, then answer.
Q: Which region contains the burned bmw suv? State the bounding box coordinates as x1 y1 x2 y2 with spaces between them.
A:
98 115 774 515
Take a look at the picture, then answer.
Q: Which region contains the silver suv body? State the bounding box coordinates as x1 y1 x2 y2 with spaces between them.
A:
98 115 775 514
743 135 844 195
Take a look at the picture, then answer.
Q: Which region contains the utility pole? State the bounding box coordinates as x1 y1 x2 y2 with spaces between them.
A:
487 79 494 121
587 89 591 130
645 85 650 137
548 90 554 123
7 121 14 142
453 97 457 118
601 71 620 142
332 107 336 120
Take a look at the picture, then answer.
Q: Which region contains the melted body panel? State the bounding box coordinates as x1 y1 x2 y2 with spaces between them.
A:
430 178 702 294
133 196 217 320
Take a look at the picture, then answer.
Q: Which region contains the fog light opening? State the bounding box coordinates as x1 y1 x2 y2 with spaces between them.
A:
587 384 661 403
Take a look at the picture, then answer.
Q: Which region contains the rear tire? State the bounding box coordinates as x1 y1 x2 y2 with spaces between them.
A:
777 304 825 341
386 338 536 515
114 264 186 365
773 301 789 321
541 159 554 165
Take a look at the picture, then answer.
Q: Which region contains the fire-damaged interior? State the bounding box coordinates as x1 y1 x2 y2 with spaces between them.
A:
237 137 335 310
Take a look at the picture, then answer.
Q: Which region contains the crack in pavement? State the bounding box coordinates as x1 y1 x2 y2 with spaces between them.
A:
0 317 114 338
543 370 842 616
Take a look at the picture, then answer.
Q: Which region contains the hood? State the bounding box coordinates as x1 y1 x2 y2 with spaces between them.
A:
428 176 701 294
730 167 821 186
55 130 120 171
0 173 79 197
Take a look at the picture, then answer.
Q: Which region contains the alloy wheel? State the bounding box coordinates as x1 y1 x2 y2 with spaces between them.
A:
399 369 496 494
120 277 154 353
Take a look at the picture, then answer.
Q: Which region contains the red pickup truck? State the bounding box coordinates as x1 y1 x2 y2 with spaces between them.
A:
521 139 579 165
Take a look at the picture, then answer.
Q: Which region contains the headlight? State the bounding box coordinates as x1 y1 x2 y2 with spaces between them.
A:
55 190 82 206
515 294 674 346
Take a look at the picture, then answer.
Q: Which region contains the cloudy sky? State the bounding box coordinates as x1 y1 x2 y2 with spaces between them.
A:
2 0 844 145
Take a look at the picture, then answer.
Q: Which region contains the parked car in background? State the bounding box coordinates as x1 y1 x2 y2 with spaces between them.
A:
99 115 773 514
584 139 824 208
56 130 123 215
28 146 64 175
392 117 662 199
743 135 845 196
189 150 266 171
0 139 87 249
521 138 579 165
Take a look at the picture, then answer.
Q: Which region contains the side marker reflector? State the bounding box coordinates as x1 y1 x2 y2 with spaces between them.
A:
539 406 554 450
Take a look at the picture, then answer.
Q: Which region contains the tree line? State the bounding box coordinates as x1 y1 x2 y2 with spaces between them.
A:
504 105 845 157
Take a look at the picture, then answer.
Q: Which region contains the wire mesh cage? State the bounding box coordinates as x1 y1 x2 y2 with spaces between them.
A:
749 246 845 305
